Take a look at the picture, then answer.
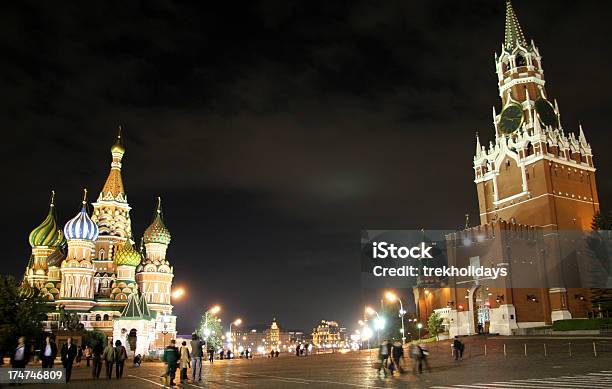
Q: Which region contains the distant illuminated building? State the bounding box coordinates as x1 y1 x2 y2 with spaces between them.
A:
312 320 341 348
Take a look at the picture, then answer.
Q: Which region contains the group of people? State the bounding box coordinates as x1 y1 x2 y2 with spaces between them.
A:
7 335 129 383
377 340 408 377
162 333 207 386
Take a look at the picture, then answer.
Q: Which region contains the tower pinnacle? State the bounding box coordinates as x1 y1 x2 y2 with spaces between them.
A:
504 0 527 51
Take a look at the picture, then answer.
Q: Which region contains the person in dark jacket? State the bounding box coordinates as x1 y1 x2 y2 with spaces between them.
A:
91 341 103 379
60 337 78 382
102 339 115 379
190 333 204 383
11 336 31 368
390 341 405 375
452 337 464 361
114 340 128 379
163 340 180 386
41 336 58 368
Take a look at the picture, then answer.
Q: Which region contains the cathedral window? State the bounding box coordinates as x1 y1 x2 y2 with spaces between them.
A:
99 249 105 260
95 314 101 321
103 314 109 321
515 54 526 67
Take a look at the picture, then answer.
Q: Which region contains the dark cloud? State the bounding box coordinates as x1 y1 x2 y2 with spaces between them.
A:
2 0 611 332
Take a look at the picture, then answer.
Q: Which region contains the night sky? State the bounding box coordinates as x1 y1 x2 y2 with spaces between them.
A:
3 1 611 333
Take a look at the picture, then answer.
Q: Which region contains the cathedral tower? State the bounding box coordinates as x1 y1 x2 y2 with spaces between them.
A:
92 127 133 264
58 190 98 310
136 197 174 315
27 191 63 289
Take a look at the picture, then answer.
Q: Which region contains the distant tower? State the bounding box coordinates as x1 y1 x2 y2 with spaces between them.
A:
136 197 173 315
27 191 63 289
92 126 133 263
58 189 99 310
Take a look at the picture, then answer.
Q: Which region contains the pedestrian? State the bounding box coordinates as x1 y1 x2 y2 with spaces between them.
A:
11 336 31 369
416 344 430 373
390 340 405 375
162 339 179 387
179 341 190 384
84 345 92 367
208 345 215 363
190 333 204 383
247 347 252 359
377 340 390 377
75 344 83 367
102 339 115 379
41 335 57 368
114 339 127 379
452 336 464 361
91 341 103 379
409 343 419 374
477 323 483 334
60 337 78 382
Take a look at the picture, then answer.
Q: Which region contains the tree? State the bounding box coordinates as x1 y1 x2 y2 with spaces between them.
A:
197 311 222 350
427 312 444 340
0 276 47 355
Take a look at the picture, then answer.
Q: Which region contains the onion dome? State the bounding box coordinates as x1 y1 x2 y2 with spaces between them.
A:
114 239 142 267
29 191 64 248
143 197 171 245
18 277 36 299
111 125 125 154
63 189 99 241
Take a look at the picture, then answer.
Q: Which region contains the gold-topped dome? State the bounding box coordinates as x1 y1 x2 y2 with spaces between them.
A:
111 125 125 154
143 197 171 245
114 239 142 267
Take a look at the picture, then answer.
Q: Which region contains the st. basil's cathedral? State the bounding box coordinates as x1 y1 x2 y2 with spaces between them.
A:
22 129 176 354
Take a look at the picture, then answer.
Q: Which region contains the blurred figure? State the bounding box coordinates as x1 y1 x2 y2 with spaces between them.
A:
179 341 190 384
190 333 204 383
390 340 405 375
84 345 92 367
208 345 215 363
11 336 30 369
91 340 103 379
102 339 115 379
60 337 77 382
163 339 179 387
452 336 464 361
41 336 57 368
75 344 83 367
377 340 390 377
133 354 142 367
114 340 127 379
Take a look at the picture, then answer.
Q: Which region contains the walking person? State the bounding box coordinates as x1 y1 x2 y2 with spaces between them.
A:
390 340 405 375
84 345 92 367
163 339 179 386
452 337 464 361
75 344 83 367
377 340 390 377
41 336 57 368
179 341 190 384
207 345 215 364
91 341 103 379
11 336 31 369
60 337 77 382
114 340 127 379
102 339 115 379
190 333 204 383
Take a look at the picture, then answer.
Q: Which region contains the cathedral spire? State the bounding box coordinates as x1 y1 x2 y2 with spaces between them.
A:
475 132 482 158
504 0 527 51
100 127 126 201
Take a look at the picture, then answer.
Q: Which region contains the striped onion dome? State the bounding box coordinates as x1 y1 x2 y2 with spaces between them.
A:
29 191 63 248
18 278 36 298
114 239 142 267
63 189 99 241
143 197 171 245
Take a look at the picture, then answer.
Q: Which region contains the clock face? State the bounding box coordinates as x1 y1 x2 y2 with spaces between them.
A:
499 103 524 134
535 98 558 128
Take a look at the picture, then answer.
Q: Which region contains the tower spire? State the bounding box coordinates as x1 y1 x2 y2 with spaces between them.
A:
504 0 527 51
475 132 482 158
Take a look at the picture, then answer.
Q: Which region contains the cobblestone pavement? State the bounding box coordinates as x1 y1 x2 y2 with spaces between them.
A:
8 337 612 388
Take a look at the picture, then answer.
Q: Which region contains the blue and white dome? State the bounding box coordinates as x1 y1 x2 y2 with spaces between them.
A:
64 193 99 241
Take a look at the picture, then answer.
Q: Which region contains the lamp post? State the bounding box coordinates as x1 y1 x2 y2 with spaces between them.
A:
385 291 407 344
365 307 384 345
229 318 242 356
417 322 423 340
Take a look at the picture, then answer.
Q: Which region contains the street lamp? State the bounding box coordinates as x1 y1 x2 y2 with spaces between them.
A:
417 322 423 340
385 291 407 344
365 306 384 345
171 288 185 300
229 318 242 356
